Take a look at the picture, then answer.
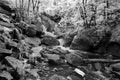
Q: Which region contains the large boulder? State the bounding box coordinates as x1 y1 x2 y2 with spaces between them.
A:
105 42 120 57
25 24 44 37
65 53 83 66
70 35 93 51
105 25 120 57
26 25 37 37
41 36 60 46
0 0 14 16
70 26 111 51
110 25 120 44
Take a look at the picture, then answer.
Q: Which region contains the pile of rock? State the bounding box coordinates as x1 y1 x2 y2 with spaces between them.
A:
0 0 120 80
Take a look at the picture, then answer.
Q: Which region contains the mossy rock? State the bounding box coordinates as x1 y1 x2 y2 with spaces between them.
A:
70 26 111 51
41 36 60 46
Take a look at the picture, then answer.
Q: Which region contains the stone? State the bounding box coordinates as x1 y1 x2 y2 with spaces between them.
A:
26 25 37 37
105 42 120 57
67 75 83 80
30 46 43 58
70 26 111 51
70 35 93 51
0 71 13 80
0 40 5 49
65 53 83 66
40 13 56 32
0 0 14 16
111 63 120 71
41 36 60 46
0 21 14 28
35 22 45 38
0 48 12 54
49 74 67 80
45 54 60 61
44 54 60 65
26 23 54 38
111 26 120 44
0 13 10 23
25 37 41 47
31 46 43 54
5 56 25 69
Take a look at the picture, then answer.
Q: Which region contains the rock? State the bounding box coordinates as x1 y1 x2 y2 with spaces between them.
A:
93 30 111 54
0 71 13 80
105 42 120 57
26 25 37 37
0 0 14 16
0 13 10 23
0 48 12 54
67 75 83 80
31 46 43 54
36 30 45 38
26 69 40 78
101 25 120 56
49 74 67 80
111 63 120 71
41 36 60 46
70 35 93 51
45 54 60 61
94 63 102 71
30 46 43 58
65 53 83 66
25 37 41 47
35 22 45 38
41 12 61 23
15 21 27 34
9 28 21 40
111 26 120 44
6 40 18 48
0 40 5 49
0 48 12 61
5 56 26 69
44 54 60 65
26 24 45 38
70 26 110 51
0 21 14 28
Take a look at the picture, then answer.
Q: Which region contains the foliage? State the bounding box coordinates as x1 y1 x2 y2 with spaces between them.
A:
8 0 120 32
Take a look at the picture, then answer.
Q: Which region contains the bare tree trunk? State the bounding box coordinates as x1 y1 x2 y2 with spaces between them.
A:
27 0 31 17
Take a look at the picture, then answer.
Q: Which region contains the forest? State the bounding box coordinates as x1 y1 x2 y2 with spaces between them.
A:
0 0 120 80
